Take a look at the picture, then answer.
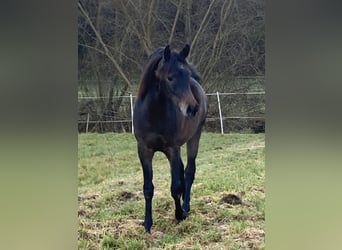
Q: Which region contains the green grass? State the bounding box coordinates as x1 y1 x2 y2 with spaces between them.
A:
78 133 265 249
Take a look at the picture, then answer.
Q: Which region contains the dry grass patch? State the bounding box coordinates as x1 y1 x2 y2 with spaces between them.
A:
78 133 265 249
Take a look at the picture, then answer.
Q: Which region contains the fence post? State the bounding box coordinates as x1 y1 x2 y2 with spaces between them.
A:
216 91 224 134
129 94 134 134
86 113 90 133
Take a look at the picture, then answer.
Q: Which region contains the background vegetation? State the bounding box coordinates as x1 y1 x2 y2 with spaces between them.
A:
77 0 265 133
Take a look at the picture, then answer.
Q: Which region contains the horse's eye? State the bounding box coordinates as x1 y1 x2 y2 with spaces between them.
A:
167 76 173 82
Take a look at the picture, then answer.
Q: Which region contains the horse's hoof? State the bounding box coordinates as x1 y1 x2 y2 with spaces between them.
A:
144 225 152 233
175 209 187 221
182 204 190 214
144 219 152 233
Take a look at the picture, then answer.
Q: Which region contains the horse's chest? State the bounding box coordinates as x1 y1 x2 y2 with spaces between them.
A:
144 133 173 150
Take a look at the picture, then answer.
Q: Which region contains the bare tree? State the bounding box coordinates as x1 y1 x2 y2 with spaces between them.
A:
78 0 265 132
78 1 132 88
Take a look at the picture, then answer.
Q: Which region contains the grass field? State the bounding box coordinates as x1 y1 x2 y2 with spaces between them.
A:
78 133 265 249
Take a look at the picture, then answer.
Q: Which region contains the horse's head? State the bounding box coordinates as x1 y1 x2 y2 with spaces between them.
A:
155 44 199 117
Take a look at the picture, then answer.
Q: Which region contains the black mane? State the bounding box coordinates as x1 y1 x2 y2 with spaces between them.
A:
137 48 164 99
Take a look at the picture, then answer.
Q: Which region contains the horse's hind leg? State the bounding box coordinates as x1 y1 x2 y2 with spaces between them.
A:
182 130 202 215
138 144 154 233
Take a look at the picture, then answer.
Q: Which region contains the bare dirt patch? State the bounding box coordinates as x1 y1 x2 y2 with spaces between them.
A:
117 190 139 201
220 193 243 205
78 193 100 202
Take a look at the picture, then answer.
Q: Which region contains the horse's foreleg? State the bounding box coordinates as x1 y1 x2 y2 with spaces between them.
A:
167 147 186 221
138 145 154 233
182 157 195 215
183 131 201 215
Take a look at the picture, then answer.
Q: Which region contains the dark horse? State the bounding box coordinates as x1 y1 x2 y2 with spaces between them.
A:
133 44 208 233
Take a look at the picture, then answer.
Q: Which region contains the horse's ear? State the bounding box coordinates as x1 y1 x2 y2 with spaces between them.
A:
164 45 171 61
180 44 190 60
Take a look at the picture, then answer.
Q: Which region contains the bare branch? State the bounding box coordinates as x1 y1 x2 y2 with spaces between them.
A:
79 42 141 71
147 0 156 49
78 1 132 87
185 0 192 41
78 43 106 56
189 0 216 58
121 1 151 55
202 0 234 82
168 0 183 45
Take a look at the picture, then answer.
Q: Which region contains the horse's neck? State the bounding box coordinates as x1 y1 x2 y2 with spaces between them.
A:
138 55 162 99
147 89 167 108
145 91 176 120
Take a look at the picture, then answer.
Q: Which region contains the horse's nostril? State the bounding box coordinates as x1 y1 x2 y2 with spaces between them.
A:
194 105 199 114
186 105 199 117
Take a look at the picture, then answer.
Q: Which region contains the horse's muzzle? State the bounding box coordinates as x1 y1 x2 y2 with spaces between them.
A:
179 99 199 118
